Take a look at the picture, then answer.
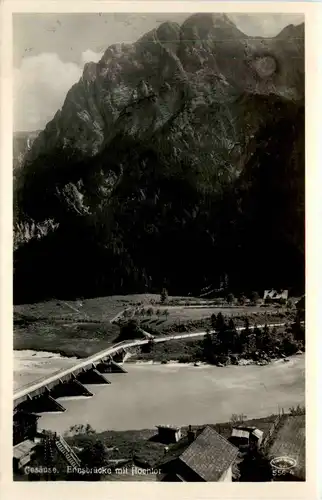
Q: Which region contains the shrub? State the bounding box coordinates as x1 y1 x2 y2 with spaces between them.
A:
230 413 247 426
238 295 247 306
250 291 260 305
178 354 193 363
289 405 305 416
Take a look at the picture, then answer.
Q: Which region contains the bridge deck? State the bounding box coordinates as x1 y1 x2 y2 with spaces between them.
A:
13 339 147 406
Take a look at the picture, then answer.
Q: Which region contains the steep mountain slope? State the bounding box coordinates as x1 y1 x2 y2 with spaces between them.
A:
13 14 305 303
13 130 40 173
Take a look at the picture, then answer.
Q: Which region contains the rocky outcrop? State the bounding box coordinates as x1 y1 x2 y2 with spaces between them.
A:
19 14 304 183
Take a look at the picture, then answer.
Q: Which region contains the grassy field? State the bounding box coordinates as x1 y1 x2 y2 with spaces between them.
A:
14 321 120 358
267 415 305 479
122 303 292 333
14 294 294 358
14 295 154 357
14 294 220 320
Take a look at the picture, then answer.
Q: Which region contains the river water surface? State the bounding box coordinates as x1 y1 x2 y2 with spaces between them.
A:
14 350 305 434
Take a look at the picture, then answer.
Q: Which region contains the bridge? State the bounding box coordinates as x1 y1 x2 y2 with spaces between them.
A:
13 322 292 413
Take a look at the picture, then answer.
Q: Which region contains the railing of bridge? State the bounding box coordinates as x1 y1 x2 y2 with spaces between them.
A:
14 367 71 394
13 340 129 395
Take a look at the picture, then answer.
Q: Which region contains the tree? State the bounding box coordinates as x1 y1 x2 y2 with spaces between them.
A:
296 296 305 321
119 319 139 340
252 325 263 350
226 293 235 305
210 313 217 330
227 318 239 352
202 333 215 364
238 294 246 306
79 440 107 480
230 413 247 426
68 424 95 436
160 288 168 304
228 318 236 331
244 317 250 333
141 339 154 353
239 318 251 353
292 316 305 343
289 404 305 416
250 291 260 305
215 312 226 332
282 331 298 356
247 333 257 354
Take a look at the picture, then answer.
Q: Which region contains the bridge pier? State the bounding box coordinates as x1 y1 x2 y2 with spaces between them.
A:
16 393 66 413
96 360 127 374
112 349 126 363
76 368 111 384
50 378 93 399
111 360 127 373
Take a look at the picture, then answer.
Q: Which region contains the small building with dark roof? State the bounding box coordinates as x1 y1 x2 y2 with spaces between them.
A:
263 289 288 302
230 426 264 449
230 428 250 447
158 426 238 482
156 425 182 444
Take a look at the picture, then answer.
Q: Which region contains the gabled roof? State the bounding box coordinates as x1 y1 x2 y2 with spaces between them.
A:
13 439 37 460
252 428 264 440
157 425 181 431
179 426 238 482
231 426 264 440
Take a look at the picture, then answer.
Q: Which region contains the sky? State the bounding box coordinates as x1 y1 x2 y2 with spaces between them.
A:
13 13 304 132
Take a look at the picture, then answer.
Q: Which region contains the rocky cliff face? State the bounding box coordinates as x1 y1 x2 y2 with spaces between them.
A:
13 130 40 173
14 14 305 302
23 15 303 158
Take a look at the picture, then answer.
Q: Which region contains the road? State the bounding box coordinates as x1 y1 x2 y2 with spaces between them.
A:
13 322 291 402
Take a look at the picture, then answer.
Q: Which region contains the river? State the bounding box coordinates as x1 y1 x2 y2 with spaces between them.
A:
14 350 305 434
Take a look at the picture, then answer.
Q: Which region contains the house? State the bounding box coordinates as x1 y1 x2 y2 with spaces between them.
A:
158 426 238 482
230 426 264 449
13 439 38 472
13 410 40 446
263 289 288 303
156 425 182 444
230 428 250 448
252 428 264 447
